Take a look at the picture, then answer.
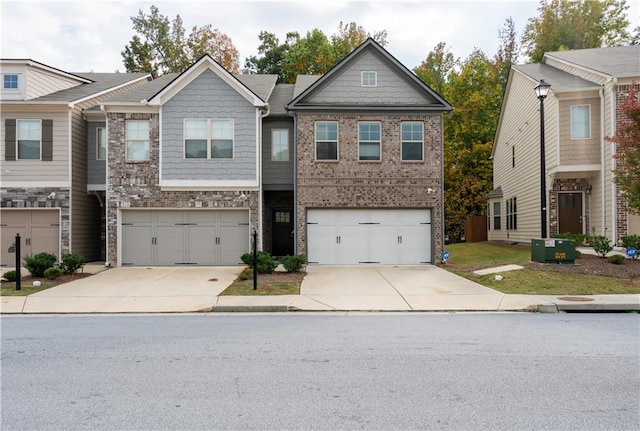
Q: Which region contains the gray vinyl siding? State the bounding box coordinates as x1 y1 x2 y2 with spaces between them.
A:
262 118 294 189
307 51 431 105
161 69 257 181
87 121 106 186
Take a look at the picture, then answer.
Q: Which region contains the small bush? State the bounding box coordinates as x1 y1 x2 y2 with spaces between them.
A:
608 254 625 265
240 251 279 274
554 232 586 246
44 267 63 280
24 252 57 277
2 270 18 282
588 235 613 258
60 253 85 275
621 235 639 260
237 267 254 281
281 254 307 273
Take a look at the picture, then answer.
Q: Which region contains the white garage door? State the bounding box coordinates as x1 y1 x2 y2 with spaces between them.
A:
307 209 432 265
121 210 249 266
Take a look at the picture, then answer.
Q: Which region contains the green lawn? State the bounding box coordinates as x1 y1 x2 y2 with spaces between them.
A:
219 282 300 296
443 242 639 295
1 282 55 296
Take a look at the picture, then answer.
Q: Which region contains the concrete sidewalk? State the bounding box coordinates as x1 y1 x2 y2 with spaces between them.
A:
2 264 637 314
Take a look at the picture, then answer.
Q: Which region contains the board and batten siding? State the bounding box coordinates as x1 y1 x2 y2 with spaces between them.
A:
493 70 554 242
161 69 258 182
0 107 70 183
306 51 432 105
26 68 82 100
558 96 601 166
262 118 294 189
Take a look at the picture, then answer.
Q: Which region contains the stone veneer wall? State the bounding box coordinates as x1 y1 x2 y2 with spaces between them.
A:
106 112 258 266
1 187 70 253
294 113 444 263
549 178 590 237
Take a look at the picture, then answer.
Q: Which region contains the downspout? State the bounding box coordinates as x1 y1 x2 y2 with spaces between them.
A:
610 78 617 242
600 86 606 238
66 104 73 257
291 112 298 255
440 112 445 263
101 104 109 266
258 104 271 250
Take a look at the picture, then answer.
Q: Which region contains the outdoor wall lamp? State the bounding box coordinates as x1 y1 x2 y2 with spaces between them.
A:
535 79 551 238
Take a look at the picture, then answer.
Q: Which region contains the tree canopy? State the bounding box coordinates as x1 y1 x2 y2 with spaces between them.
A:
522 0 631 62
610 83 640 214
121 5 240 76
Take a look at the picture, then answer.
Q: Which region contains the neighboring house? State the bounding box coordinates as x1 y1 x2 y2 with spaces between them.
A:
2 38 451 268
0 59 150 267
489 46 640 245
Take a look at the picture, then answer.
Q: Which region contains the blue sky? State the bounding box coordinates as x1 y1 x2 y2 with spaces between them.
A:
2 0 639 73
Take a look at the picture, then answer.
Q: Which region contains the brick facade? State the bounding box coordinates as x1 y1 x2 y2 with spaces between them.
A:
106 112 258 265
295 113 444 262
549 178 590 237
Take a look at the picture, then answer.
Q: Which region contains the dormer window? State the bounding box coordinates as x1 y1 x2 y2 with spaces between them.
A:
361 71 377 87
3 74 18 89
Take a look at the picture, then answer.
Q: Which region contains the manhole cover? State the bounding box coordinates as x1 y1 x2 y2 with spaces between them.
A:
557 296 594 302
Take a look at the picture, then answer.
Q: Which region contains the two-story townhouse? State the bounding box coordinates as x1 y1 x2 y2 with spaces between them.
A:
287 38 452 265
0 59 150 267
489 46 640 245
99 55 275 266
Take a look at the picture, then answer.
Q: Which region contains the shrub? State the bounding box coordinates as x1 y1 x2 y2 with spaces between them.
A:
237 267 254 281
2 270 18 282
240 251 279 274
588 235 613 258
281 254 307 273
554 232 586 247
608 254 625 265
621 235 639 260
60 253 85 275
24 252 57 277
44 267 63 280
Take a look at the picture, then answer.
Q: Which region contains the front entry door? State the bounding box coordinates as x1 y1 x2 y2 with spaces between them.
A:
558 193 583 234
272 209 294 256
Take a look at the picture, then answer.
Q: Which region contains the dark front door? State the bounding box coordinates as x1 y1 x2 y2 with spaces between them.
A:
558 193 583 234
272 209 294 256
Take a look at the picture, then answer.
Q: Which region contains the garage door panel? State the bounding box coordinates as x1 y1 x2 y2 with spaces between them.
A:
220 210 249 225
219 225 248 265
188 226 216 265
122 211 153 224
400 224 431 264
30 226 60 259
370 225 399 264
338 225 368 264
156 225 186 265
1 226 27 267
188 211 216 225
307 224 338 264
122 225 153 266
0 210 59 267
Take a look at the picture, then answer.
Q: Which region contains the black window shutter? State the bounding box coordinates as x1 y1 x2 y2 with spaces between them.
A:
5 119 16 161
41 119 53 161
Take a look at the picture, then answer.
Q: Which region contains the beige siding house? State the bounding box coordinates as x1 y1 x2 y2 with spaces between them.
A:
1 59 150 266
489 46 640 245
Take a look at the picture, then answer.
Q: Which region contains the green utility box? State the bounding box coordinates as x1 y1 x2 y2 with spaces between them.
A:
531 238 575 264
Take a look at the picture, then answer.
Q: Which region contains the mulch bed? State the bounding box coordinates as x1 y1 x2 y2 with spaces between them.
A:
232 271 307 285
525 253 640 279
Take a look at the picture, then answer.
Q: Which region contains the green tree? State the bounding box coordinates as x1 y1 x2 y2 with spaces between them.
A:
522 0 631 63
330 21 388 59
494 17 519 93
281 29 336 83
609 83 640 214
243 31 295 81
413 42 457 95
121 5 239 76
443 49 503 242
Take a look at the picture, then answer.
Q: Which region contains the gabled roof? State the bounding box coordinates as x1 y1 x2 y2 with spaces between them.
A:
513 64 600 93
486 186 503 198
267 84 295 116
544 45 640 79
100 73 179 104
1 58 93 84
31 72 151 105
287 38 452 112
293 75 321 98
146 54 268 107
235 74 278 102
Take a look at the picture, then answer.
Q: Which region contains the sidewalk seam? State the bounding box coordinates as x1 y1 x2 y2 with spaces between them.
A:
375 268 414 311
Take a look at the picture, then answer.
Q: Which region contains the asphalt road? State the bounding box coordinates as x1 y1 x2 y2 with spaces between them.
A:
1 313 639 431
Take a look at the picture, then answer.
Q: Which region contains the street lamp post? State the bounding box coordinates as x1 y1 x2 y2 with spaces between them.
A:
534 79 551 239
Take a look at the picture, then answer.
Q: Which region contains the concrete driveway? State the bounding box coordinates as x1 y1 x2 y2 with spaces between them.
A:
289 265 541 312
3 266 240 314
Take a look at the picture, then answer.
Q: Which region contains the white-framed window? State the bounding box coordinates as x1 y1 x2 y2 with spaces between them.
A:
361 71 377 87
493 202 501 230
571 105 590 139
184 119 234 159
401 122 424 161
96 127 106 160
17 119 41 160
315 121 338 161
358 122 381 161
126 120 149 161
3 74 18 89
272 129 289 161
506 197 517 230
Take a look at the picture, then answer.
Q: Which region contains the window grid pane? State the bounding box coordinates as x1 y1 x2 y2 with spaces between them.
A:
571 106 590 139
316 122 338 160
401 122 423 161
4 74 18 89
17 120 41 160
272 129 289 161
359 122 380 161
97 127 106 160
126 120 149 160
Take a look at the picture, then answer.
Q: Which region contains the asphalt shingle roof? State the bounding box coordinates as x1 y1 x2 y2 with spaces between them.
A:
267 84 295 115
31 72 150 103
235 74 277 102
293 75 321 98
513 63 600 93
545 45 640 78
101 73 179 103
